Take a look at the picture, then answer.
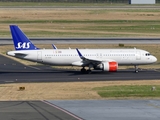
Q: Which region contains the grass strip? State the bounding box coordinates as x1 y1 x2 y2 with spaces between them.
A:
1 20 160 24
93 85 160 98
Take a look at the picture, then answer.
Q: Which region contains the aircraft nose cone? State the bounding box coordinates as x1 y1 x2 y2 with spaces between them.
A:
153 56 157 62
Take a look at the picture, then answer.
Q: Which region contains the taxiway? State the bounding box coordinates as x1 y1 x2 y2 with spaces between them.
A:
0 101 81 120
0 54 159 84
1 100 160 120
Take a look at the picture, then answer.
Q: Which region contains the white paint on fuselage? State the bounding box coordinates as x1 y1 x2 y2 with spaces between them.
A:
7 48 157 67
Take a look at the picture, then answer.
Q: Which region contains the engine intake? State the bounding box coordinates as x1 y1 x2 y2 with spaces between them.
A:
94 61 118 72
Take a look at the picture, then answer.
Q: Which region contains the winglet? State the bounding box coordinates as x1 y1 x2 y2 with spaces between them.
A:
10 25 38 50
52 44 57 49
76 48 84 59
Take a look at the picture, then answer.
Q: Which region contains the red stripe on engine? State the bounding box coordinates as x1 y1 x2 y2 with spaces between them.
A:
109 62 117 72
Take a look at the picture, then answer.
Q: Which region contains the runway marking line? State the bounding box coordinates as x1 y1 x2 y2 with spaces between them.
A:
154 69 160 72
27 65 41 70
5 81 14 83
42 100 83 120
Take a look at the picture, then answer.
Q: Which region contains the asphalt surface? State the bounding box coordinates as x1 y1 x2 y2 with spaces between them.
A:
0 101 81 120
1 100 160 120
0 54 160 83
49 100 160 120
0 100 160 120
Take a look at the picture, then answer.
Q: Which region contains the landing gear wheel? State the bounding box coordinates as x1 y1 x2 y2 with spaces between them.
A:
134 65 139 73
87 69 92 74
81 68 86 74
135 70 139 73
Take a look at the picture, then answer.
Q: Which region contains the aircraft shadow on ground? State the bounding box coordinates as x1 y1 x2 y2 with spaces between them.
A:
0 69 148 74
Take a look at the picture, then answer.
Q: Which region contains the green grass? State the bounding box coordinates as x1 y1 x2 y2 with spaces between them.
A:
0 31 145 37
0 20 134 24
1 8 160 38
85 24 160 33
93 85 160 98
2 20 160 24
109 9 160 12
1 20 160 37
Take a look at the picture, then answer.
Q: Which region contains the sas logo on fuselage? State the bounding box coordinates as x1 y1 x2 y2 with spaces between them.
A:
16 42 31 49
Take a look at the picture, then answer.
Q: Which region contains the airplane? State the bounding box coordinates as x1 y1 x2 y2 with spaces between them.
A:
7 25 157 74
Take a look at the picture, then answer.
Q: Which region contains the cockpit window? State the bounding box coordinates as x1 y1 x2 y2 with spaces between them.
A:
145 53 151 56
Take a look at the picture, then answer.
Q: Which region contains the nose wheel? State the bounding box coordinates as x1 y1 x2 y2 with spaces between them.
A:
134 65 139 73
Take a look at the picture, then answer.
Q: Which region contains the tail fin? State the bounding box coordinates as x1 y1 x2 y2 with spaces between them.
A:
10 25 38 50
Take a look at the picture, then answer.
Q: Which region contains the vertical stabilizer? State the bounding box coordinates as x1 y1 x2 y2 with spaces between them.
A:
10 25 38 50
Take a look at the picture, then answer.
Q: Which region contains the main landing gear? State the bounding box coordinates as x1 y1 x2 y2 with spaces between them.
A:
81 67 86 73
81 67 92 74
134 65 139 73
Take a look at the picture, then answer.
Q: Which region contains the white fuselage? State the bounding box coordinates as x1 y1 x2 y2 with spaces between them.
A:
7 48 157 67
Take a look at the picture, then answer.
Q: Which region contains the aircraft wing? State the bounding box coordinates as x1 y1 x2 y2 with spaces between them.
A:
76 48 115 66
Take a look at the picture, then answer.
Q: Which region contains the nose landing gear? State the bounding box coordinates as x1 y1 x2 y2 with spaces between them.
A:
134 65 139 73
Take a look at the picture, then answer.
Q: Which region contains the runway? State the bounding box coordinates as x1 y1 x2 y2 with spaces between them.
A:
0 54 160 84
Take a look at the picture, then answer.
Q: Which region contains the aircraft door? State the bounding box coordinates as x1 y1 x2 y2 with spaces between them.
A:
96 53 102 58
37 51 42 60
136 51 141 60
